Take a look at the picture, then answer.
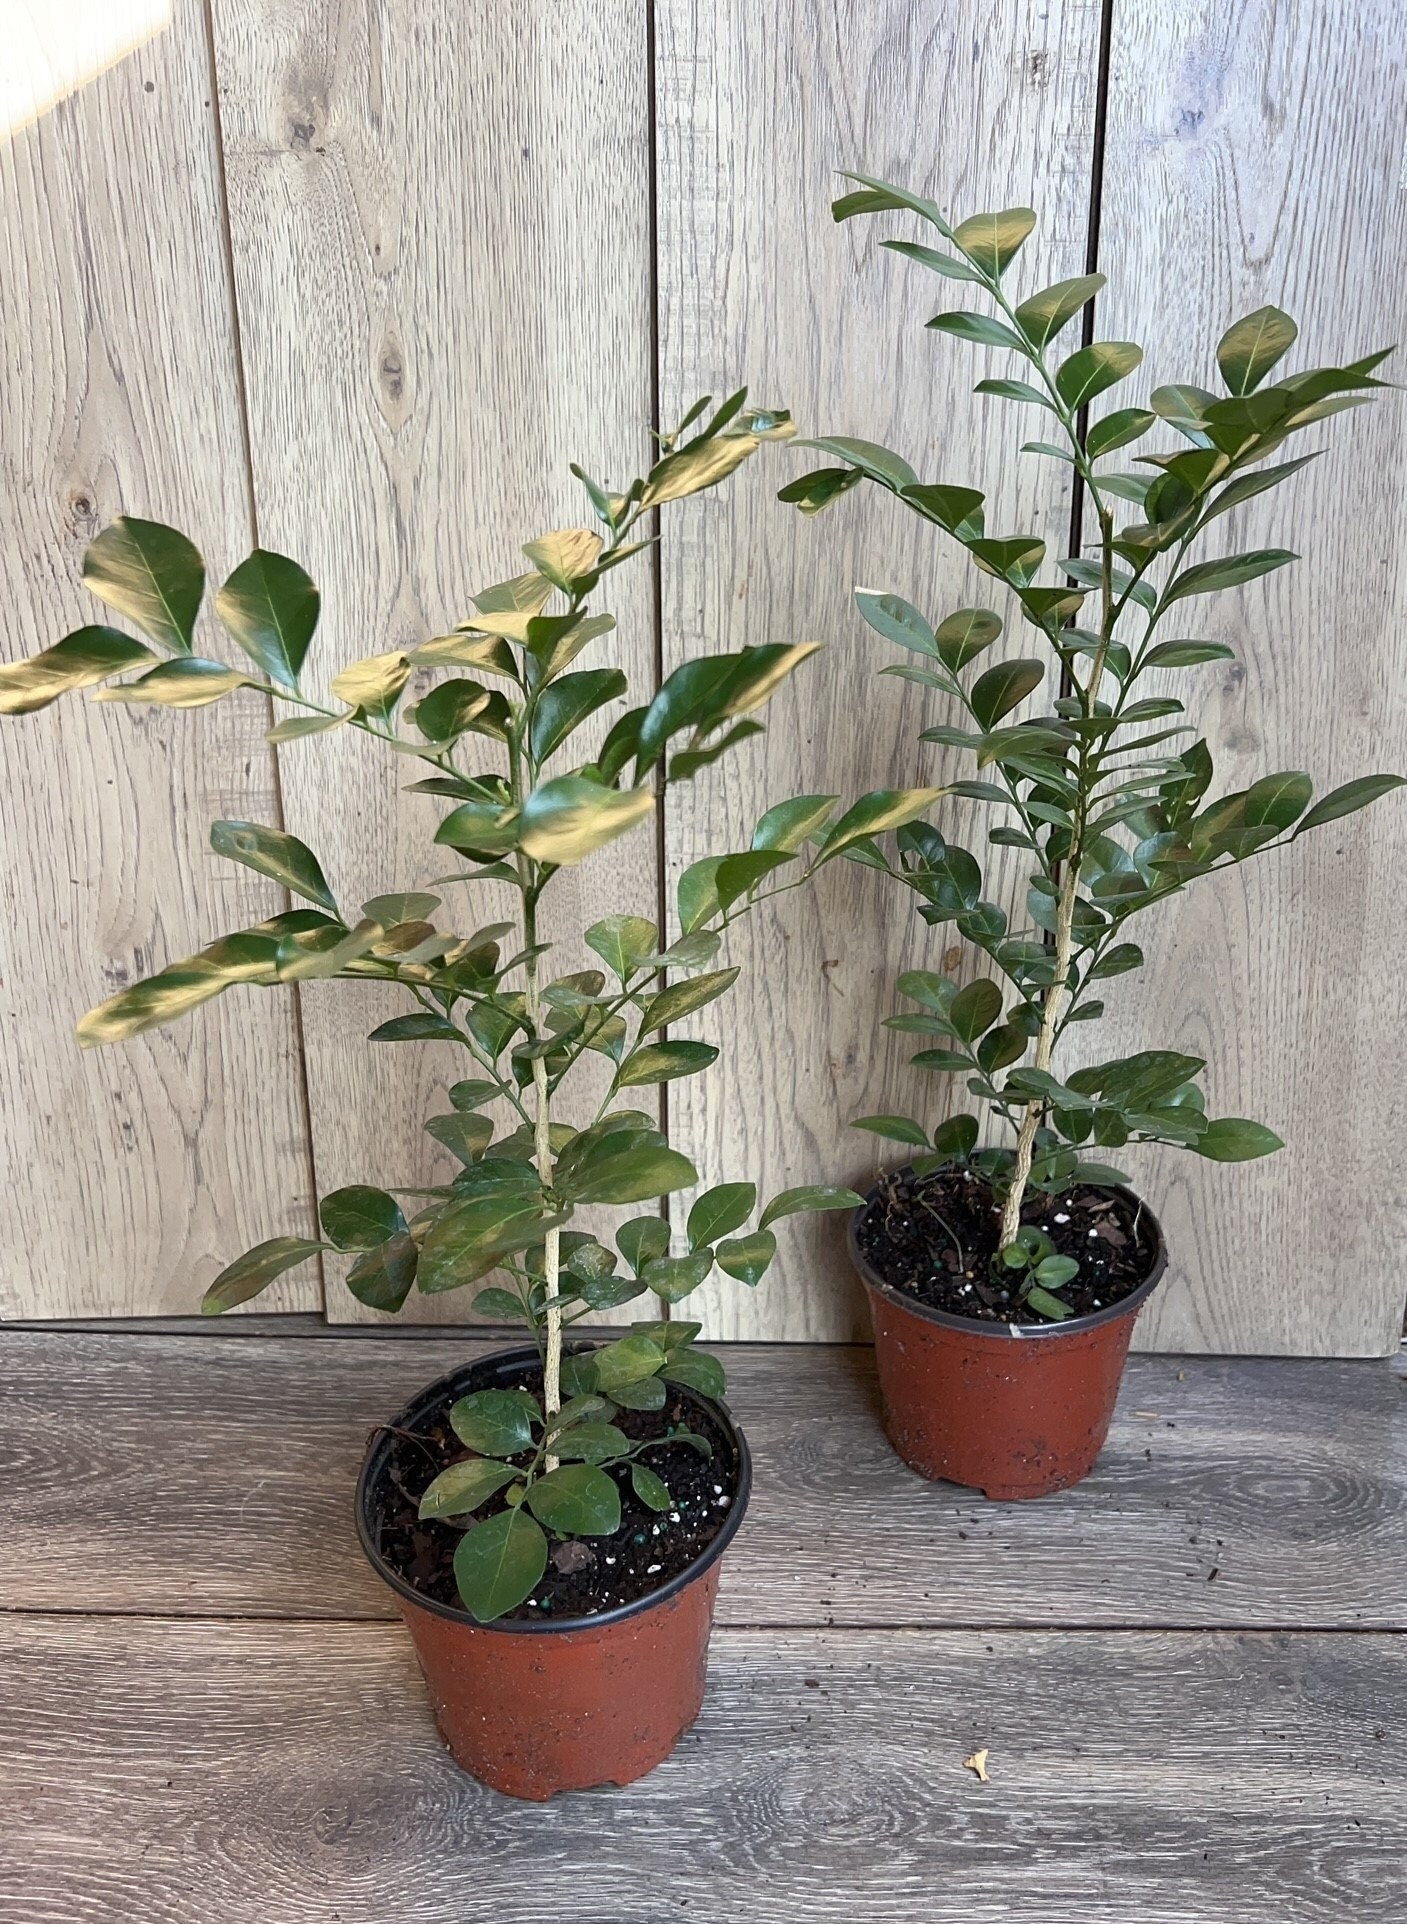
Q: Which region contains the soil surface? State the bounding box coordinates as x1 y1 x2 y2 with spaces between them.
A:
855 1164 1160 1325
370 1360 737 1622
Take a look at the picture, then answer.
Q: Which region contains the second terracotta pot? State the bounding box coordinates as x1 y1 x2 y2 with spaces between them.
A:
356 1347 751 1800
850 1178 1167 1499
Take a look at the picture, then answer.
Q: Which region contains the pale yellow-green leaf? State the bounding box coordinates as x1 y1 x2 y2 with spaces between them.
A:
409 632 520 679
518 777 654 864
639 433 759 509
94 660 255 708
472 570 554 616
329 650 411 710
522 526 603 591
719 641 823 717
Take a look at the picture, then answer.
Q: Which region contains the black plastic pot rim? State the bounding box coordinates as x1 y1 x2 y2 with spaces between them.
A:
355 1340 752 1636
848 1163 1168 1342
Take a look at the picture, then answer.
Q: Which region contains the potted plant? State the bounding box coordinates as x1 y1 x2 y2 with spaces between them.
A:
781 171 1403 1499
0 391 939 1796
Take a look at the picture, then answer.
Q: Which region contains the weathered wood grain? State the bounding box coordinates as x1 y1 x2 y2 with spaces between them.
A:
209 0 658 1320
3 1614 1402 1923
3 1330 1401 1627
1094 0 1407 1356
653 0 1105 1339
0 4 317 1316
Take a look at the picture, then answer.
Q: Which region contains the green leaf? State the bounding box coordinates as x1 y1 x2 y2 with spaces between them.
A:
758 1184 864 1231
630 1462 672 1511
562 1144 698 1205
970 658 1044 730
1034 1254 1080 1288
715 1229 776 1286
641 1251 714 1303
1202 452 1321 524
472 1286 528 1323
1217 305 1298 395
1195 1117 1284 1161
589 1333 668 1393
932 1113 980 1159
411 678 493 744
518 775 654 864
344 1232 418 1312
831 170 952 235
617 1215 672 1274
1055 342 1143 410
880 237 981 281
934 608 1002 672
798 436 918 488
1025 1285 1073 1321
526 1462 622 1536
927 311 1027 352
687 1182 757 1249
1014 272 1104 347
1163 550 1297 606
584 914 658 982
552 1421 631 1465
94 658 254 707
1143 640 1237 668
661 1349 727 1398
1085 408 1156 458
425 1111 495 1164
948 977 1003 1044
368 1013 463 1043
853 1114 930 1147
419 1457 518 1520
210 820 337 911
82 517 204 654
639 429 763 509
616 1040 719 1087
453 1508 548 1622
319 1185 407 1250
638 968 739 1036
854 589 937 655
450 1387 539 1456
815 788 945 862
1294 774 1406 836
1243 771 1312 832
1089 943 1144 980
952 206 1036 276
215 549 319 686
530 667 628 764
201 1235 326 1314
418 1195 559 1292
0 626 155 714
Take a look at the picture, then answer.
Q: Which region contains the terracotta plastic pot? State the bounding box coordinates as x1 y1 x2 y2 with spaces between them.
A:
850 1175 1167 1499
356 1345 751 1800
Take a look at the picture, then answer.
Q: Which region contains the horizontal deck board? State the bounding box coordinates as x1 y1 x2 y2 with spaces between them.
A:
3 1331 1403 1628
2 1615 1401 1923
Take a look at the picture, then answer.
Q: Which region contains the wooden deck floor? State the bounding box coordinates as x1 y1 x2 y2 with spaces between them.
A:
2 1324 1404 1922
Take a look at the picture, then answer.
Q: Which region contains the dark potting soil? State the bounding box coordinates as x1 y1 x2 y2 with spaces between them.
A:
371 1364 737 1623
855 1164 1160 1326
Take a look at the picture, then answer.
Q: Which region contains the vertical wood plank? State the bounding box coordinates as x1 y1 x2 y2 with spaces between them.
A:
1096 0 1407 1355
655 0 1105 1338
210 1 655 1319
0 4 317 1316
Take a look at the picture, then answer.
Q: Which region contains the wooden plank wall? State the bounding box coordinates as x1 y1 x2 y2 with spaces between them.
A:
1 1 1402 1350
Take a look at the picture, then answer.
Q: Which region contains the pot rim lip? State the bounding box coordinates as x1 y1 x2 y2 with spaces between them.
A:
354 1340 752 1635
848 1163 1168 1340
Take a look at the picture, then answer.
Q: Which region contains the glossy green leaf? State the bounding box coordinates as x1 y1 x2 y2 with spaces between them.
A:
932 1113 980 1159
970 658 1044 730
637 969 739 1037
927 311 1027 352
344 1232 418 1312
758 1184 865 1231
412 678 493 743
661 1349 727 1398
1242 771 1312 831
453 1508 548 1622
630 1462 672 1511
215 549 319 686
425 1111 494 1164
319 1185 407 1250
934 607 1002 672
525 1462 622 1535
1217 305 1298 395
1163 550 1296 606
82 517 204 654
617 1215 672 1274
418 1195 558 1293
1014 272 1104 347
584 914 658 982
1195 1117 1284 1161
616 1040 719 1087
952 206 1036 276
852 1114 929 1147
552 1421 631 1465
1294 774 1406 836
815 788 945 862
418 1457 518 1520
709 1228 773 1286
201 1235 327 1314
750 794 840 853
0 626 155 714
686 1182 756 1249
329 649 411 714
641 1251 714 1303
1142 640 1237 668
1085 408 1155 458
562 1144 698 1205
948 977 1003 1044
589 1333 668 1392
521 526 602 590
529 667 628 764
518 776 654 864
210 820 337 911
1055 342 1143 410
450 1387 539 1455
854 589 937 655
